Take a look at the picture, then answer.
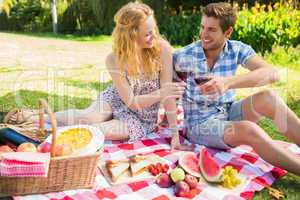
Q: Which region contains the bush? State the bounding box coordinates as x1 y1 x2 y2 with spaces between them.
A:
0 0 52 32
232 2 300 53
159 10 202 46
1 1 299 53
159 1 300 53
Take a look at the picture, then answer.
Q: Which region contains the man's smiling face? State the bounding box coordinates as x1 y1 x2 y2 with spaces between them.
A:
199 15 231 51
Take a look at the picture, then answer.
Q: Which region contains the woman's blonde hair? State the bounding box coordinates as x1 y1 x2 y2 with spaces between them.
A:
112 2 163 78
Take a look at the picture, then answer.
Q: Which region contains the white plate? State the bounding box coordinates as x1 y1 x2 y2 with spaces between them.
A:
45 125 104 156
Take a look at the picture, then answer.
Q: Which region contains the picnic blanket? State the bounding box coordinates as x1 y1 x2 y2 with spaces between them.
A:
13 107 300 200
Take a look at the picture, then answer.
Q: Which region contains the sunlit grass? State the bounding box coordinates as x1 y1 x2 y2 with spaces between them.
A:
1 31 112 43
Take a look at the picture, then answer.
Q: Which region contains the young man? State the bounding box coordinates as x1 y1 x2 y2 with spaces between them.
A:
173 2 300 175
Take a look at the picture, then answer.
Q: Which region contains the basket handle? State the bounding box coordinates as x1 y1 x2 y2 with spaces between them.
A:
38 99 57 157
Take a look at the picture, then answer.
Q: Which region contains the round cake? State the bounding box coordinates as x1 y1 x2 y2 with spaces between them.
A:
56 128 92 151
45 125 104 156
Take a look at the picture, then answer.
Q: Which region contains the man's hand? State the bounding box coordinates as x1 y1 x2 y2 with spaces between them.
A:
171 131 194 151
199 76 231 97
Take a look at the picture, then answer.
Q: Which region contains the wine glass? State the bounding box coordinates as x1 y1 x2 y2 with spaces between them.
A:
193 72 218 103
194 75 212 86
173 55 194 82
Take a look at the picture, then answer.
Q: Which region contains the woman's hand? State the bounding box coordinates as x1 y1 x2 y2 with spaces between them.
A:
161 82 186 100
171 131 194 151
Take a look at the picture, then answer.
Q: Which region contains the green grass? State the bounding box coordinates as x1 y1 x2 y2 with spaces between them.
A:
236 45 300 200
0 33 300 199
1 31 112 42
264 45 300 72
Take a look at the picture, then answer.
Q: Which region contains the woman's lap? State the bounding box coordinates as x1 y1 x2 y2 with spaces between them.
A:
98 87 156 142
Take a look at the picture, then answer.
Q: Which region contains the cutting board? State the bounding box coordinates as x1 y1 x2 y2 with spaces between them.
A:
99 154 172 185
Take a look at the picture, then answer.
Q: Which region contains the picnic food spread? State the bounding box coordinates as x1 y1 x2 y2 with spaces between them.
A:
152 149 242 198
100 154 171 185
99 148 243 199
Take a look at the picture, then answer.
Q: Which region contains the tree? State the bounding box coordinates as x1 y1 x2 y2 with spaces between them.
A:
51 0 57 33
0 0 15 16
89 0 131 34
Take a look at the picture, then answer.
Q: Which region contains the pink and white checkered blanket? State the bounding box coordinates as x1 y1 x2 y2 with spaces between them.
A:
13 107 300 200
0 152 50 177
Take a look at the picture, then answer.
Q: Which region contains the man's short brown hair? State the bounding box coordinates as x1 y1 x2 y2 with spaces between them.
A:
203 3 237 32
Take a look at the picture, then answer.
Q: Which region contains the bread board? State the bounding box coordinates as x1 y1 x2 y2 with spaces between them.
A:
99 154 172 185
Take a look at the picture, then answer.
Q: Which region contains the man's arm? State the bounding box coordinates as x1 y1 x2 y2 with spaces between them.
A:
226 55 280 89
200 55 280 96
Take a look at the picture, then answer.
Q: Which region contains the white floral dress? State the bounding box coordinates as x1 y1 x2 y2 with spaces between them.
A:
98 72 160 142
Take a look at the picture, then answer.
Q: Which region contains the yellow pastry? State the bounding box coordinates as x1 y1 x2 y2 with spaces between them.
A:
56 128 92 150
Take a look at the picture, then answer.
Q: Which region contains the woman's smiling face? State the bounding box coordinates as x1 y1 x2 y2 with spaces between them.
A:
136 16 156 49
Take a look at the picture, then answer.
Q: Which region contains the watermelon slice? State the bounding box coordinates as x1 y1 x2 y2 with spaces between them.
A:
199 147 223 182
178 152 202 178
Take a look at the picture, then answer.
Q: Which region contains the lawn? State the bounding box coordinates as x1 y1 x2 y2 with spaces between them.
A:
0 32 299 199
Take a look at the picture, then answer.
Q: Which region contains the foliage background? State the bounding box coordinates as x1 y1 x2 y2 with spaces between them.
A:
0 0 299 53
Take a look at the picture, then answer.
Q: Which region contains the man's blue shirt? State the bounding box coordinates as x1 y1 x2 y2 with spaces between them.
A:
173 40 256 128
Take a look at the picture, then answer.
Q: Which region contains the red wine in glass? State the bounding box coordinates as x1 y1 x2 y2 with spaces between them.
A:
174 71 188 82
194 76 212 85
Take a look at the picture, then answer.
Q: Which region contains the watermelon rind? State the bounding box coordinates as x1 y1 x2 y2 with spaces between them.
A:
199 147 223 183
178 152 202 178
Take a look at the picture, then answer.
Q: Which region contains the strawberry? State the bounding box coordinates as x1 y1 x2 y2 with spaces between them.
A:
156 162 163 174
148 164 155 172
150 168 156 175
163 164 169 173
152 168 159 176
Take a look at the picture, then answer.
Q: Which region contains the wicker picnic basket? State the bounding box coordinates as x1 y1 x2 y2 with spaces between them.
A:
0 99 102 196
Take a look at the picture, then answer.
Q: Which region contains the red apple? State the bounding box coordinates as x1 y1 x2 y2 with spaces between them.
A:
0 145 14 153
174 181 190 197
156 173 173 188
37 142 52 153
184 174 198 189
17 143 37 152
54 144 73 157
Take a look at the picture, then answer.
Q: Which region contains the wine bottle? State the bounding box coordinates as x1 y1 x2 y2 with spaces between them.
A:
0 128 41 147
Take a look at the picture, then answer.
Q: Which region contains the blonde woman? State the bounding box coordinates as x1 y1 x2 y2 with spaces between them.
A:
5 2 191 150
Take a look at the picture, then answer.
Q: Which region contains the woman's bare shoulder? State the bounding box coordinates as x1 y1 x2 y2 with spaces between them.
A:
159 39 174 53
105 52 118 69
158 39 173 62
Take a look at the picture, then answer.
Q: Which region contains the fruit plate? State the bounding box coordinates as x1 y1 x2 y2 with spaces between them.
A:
99 154 172 185
44 125 104 156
